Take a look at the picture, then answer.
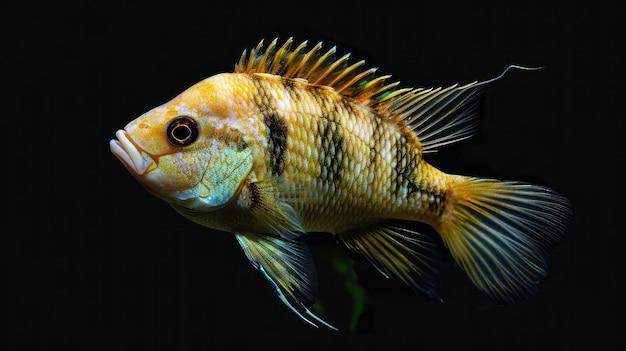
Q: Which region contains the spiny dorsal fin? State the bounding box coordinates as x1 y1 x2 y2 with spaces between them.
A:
235 37 396 104
235 38 541 152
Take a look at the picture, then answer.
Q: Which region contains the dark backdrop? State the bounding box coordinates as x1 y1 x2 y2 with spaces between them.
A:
6 1 620 350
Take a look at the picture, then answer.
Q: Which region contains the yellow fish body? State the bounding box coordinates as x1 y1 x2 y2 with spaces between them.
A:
110 38 572 329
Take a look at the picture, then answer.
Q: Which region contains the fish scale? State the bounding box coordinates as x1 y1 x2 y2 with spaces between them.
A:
110 37 572 330
246 74 444 231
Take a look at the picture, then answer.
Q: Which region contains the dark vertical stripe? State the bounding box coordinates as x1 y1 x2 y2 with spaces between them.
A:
437 193 447 216
395 135 419 195
370 117 381 165
313 90 345 184
248 182 262 210
429 193 441 213
264 114 287 175
318 117 344 183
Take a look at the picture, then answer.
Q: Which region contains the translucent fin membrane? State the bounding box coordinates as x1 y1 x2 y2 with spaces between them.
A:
235 37 396 104
436 178 572 304
236 38 536 152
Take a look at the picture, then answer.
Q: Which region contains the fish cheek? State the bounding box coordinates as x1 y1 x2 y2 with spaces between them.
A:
148 150 209 190
197 146 253 208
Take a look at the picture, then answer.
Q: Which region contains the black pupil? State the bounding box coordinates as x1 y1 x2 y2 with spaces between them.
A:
166 116 198 146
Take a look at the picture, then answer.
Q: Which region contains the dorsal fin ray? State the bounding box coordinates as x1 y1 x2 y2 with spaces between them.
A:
235 37 391 101
388 65 543 152
254 38 278 74
235 38 541 152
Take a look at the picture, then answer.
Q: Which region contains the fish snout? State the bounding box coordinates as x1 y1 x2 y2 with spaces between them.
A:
109 130 154 176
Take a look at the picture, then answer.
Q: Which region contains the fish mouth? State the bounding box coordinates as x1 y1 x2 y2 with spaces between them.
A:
109 130 154 176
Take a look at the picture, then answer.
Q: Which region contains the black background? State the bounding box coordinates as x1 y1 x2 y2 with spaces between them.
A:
6 1 621 350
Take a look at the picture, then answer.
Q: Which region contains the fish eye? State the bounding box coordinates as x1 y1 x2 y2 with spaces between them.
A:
166 116 199 146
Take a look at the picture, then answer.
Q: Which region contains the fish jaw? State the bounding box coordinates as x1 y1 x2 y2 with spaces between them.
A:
109 129 156 176
110 126 255 212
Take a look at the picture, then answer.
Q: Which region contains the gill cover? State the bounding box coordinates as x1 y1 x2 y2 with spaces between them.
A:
163 116 254 211
177 141 253 210
112 108 254 212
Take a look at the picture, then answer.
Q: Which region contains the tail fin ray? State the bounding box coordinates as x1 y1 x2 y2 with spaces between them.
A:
435 177 572 304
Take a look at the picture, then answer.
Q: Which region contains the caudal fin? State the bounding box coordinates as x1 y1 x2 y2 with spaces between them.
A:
434 177 572 305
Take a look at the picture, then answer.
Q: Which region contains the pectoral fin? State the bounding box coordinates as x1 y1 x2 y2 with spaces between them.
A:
240 178 305 239
235 233 337 330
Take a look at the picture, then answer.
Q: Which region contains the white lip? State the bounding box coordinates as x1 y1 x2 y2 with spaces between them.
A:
109 130 152 175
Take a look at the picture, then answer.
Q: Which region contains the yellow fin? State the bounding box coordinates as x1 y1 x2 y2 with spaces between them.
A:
235 38 541 151
337 220 444 301
235 37 395 104
434 177 572 304
236 233 337 330
385 65 544 152
241 178 304 238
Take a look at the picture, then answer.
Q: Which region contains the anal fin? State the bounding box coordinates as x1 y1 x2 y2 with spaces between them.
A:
336 221 443 301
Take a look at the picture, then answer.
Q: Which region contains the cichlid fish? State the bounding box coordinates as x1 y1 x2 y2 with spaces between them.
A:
110 37 572 329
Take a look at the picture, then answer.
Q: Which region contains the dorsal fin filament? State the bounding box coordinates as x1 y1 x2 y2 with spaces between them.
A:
235 38 537 152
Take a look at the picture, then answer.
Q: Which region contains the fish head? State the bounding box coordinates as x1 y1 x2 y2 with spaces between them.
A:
110 74 255 212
